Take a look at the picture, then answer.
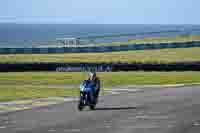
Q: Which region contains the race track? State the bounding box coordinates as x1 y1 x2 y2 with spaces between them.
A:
0 86 200 133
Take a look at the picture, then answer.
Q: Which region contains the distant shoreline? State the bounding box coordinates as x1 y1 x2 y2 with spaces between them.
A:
94 35 200 47
32 35 200 48
1 24 200 48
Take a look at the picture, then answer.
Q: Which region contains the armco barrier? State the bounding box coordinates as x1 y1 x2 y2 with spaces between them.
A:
0 63 112 72
0 62 200 72
0 41 200 54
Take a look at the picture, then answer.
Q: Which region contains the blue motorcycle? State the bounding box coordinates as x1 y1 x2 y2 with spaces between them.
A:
78 80 97 111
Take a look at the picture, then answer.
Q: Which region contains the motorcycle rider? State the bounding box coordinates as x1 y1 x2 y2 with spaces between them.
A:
87 71 100 103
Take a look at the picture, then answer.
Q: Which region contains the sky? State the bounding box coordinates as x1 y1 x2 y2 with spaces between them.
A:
0 0 199 24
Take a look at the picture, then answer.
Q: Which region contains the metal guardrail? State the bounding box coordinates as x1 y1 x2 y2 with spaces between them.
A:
0 62 200 72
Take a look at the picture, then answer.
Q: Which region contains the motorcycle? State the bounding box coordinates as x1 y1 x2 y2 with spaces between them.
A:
78 80 97 111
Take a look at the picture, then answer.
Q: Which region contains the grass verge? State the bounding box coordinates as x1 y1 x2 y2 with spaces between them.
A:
1 71 200 101
0 86 78 102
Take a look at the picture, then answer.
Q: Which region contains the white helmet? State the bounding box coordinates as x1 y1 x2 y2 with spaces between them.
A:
89 71 96 79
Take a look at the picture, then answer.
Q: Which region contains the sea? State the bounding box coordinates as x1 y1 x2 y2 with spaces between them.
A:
0 23 200 48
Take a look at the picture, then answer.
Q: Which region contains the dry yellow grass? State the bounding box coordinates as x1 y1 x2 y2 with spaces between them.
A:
0 47 200 64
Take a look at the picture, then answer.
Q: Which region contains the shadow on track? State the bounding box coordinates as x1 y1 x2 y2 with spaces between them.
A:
95 106 139 111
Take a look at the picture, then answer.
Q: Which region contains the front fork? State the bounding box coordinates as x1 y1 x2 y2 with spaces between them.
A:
80 91 96 105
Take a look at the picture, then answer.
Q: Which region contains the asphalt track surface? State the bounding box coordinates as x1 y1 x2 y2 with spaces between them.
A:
0 86 200 133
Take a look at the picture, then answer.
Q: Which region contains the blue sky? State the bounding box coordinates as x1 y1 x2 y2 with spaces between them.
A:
0 0 199 24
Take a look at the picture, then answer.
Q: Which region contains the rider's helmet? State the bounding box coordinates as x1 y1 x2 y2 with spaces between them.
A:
89 71 96 80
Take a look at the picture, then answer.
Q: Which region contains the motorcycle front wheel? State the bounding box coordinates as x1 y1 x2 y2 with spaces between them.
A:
78 102 84 111
89 104 95 110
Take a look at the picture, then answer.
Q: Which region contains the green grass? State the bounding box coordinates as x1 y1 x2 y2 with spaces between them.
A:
0 47 200 64
96 35 200 46
0 86 78 102
1 71 200 101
